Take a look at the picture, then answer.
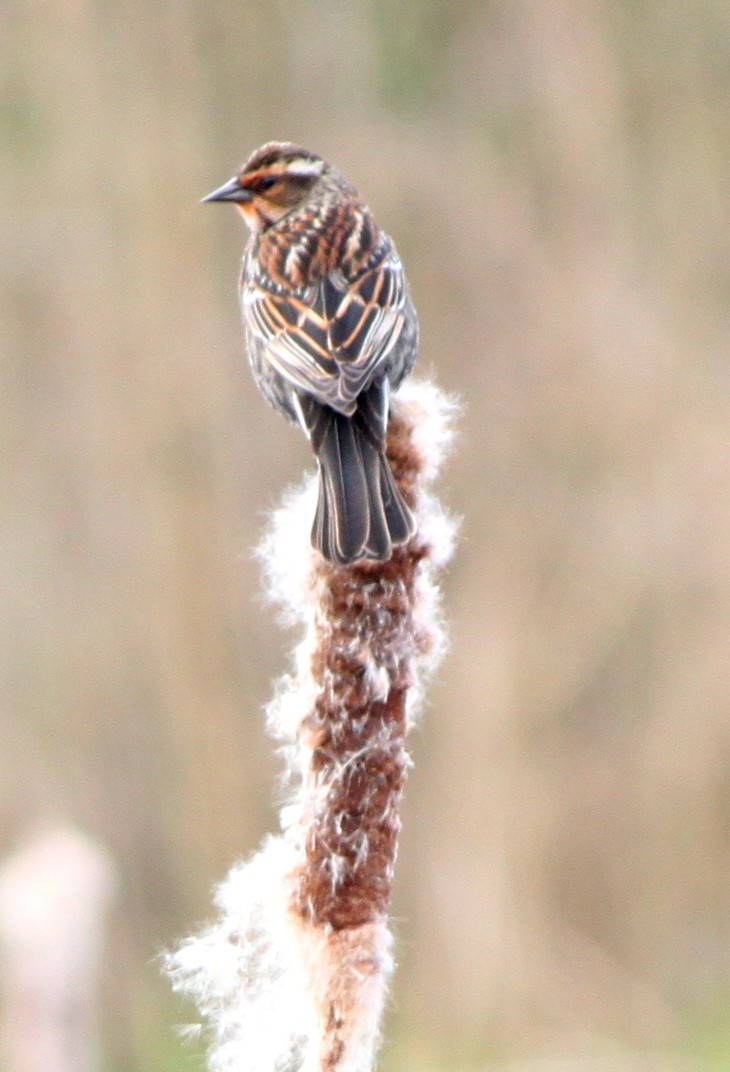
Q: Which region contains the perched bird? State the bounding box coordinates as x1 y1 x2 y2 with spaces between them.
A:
203 142 418 565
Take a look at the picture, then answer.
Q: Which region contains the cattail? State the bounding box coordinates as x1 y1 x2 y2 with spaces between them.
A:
166 379 457 1072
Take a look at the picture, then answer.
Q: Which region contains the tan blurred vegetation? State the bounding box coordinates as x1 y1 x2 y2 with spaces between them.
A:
2 1 730 1069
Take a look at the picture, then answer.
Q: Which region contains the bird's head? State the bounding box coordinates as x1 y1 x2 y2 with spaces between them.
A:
202 142 330 231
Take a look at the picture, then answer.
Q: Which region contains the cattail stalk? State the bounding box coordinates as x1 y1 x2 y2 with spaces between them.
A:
166 379 456 1072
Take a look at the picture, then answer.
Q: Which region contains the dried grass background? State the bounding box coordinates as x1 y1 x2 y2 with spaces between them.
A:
2 1 730 1069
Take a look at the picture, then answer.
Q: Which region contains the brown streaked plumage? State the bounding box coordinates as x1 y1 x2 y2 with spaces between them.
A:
203 141 419 564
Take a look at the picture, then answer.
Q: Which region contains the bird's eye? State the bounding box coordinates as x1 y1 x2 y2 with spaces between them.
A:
258 176 277 192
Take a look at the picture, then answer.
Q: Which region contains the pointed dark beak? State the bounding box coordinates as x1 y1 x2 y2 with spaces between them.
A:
201 177 252 204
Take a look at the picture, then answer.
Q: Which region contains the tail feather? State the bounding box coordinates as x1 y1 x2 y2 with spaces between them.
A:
311 471 331 561
317 413 369 563
359 435 391 560
352 378 388 443
377 453 415 546
297 383 415 565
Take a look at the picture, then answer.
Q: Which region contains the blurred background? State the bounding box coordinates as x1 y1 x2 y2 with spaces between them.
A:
2 1 730 1069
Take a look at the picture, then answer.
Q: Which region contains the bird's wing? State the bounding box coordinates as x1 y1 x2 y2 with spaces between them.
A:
243 244 407 414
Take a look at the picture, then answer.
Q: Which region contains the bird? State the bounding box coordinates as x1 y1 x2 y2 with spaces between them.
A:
202 141 419 565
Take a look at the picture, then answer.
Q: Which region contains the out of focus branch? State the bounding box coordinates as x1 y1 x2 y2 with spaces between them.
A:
0 827 116 1072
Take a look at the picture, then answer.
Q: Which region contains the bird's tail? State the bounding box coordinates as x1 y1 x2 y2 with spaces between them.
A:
298 384 415 565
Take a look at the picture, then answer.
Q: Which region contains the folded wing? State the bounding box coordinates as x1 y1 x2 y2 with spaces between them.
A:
243 243 408 415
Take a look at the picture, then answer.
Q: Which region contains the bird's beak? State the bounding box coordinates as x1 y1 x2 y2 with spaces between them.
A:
201 177 252 204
